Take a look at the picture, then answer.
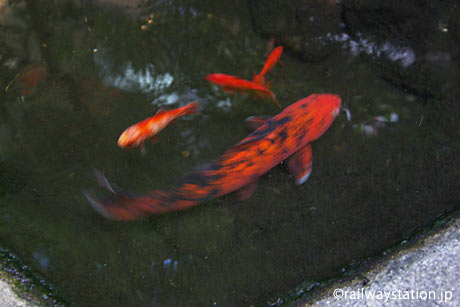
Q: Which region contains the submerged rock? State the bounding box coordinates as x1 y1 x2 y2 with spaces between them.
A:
249 0 460 99
248 0 343 62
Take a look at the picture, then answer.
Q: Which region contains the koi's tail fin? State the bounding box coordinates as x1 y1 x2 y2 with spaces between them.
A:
180 101 200 116
83 190 170 221
82 169 174 221
258 45 283 77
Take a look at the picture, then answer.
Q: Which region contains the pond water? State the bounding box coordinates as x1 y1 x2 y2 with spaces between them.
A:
0 0 459 306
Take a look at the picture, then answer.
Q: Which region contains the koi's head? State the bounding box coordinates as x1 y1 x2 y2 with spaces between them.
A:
305 94 341 120
117 126 143 148
297 94 342 141
320 93 341 120
330 96 341 120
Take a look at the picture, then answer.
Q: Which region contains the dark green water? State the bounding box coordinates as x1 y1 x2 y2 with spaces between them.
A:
0 0 459 306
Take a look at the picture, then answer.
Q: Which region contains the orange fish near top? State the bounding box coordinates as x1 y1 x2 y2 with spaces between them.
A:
15 63 48 96
253 46 283 86
118 101 199 152
83 94 341 221
205 73 280 108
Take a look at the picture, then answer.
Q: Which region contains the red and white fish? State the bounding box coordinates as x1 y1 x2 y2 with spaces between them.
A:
117 102 199 151
252 46 283 86
84 94 341 220
205 73 280 108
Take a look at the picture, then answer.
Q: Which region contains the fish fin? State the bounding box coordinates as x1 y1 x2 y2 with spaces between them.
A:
155 107 166 115
82 189 167 221
271 92 281 108
182 101 200 115
82 189 114 219
287 144 312 185
258 89 280 108
252 74 265 85
93 168 116 193
84 171 177 220
93 168 134 196
140 143 147 157
245 116 271 130
235 180 258 200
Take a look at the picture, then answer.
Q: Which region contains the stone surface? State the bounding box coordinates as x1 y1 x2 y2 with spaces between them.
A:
301 216 460 306
0 279 35 307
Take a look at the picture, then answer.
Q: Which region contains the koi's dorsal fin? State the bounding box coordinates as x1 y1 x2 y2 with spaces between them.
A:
155 107 167 115
287 144 312 185
245 116 271 130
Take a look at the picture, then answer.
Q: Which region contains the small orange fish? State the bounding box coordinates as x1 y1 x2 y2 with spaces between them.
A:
83 94 341 220
253 46 283 86
117 102 199 151
205 73 280 108
16 63 48 96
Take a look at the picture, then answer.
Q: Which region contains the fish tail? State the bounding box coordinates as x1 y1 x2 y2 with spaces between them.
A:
258 46 283 77
83 189 176 221
181 101 200 115
83 169 202 220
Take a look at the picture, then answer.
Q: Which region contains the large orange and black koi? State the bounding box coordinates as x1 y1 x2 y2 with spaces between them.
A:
83 94 341 221
205 73 280 108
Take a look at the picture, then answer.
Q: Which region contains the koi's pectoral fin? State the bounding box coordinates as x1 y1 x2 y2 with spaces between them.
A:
262 90 280 108
287 144 312 185
235 179 258 200
141 147 147 157
244 116 271 130
272 93 280 109
139 142 148 157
